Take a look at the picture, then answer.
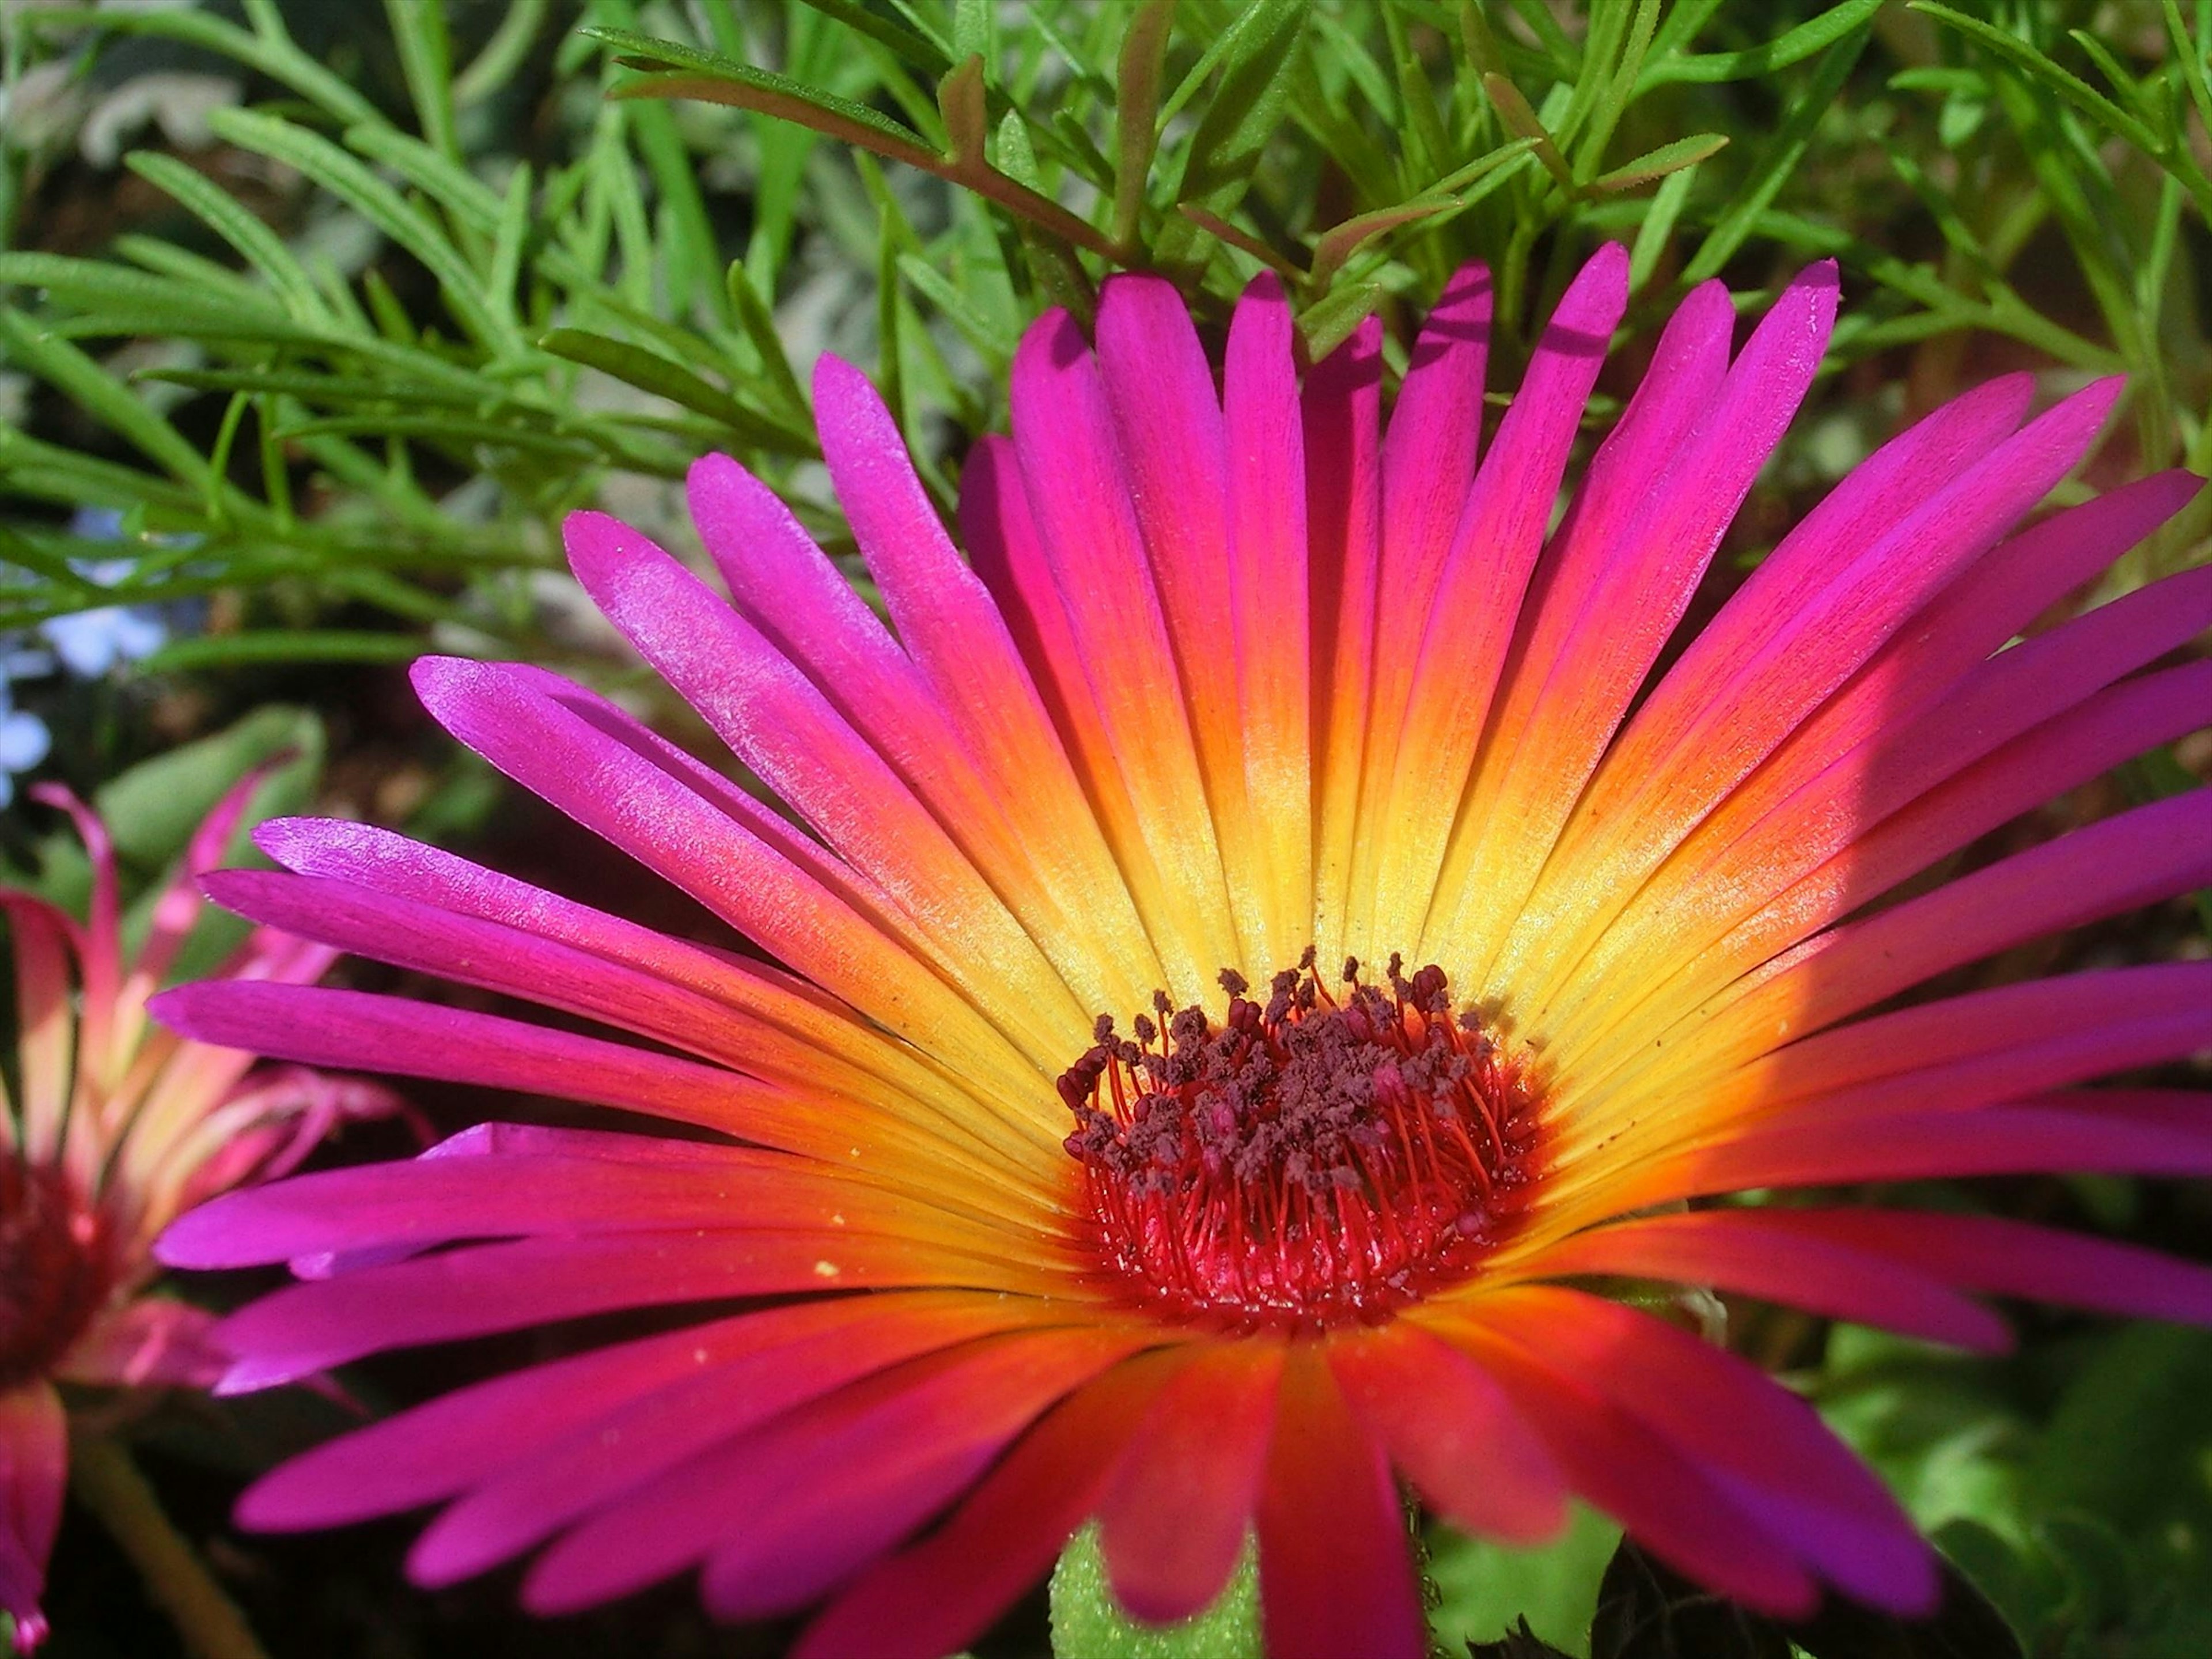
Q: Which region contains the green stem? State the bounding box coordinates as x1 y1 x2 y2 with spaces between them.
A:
68 1437 272 1659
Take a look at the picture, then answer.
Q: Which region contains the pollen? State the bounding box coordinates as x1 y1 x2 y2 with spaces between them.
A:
1058 951 1541 1328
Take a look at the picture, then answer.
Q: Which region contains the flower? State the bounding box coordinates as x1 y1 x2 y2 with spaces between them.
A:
0 683 50 809
1 782 398 1648
154 248 2212 1659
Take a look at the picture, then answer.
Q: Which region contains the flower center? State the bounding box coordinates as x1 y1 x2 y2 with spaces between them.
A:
0 1158 115 1391
1058 952 1540 1328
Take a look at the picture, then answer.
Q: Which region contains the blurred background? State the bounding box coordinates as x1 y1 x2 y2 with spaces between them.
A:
1 1 2208 1654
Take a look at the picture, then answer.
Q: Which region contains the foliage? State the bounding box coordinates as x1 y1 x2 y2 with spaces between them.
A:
2 0 2206 673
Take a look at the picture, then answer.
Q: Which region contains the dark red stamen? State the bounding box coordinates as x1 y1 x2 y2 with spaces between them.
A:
1059 951 1540 1328
1 1158 115 1391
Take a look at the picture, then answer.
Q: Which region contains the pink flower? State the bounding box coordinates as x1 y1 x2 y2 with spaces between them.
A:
1 779 397 1647
157 252 2211 1657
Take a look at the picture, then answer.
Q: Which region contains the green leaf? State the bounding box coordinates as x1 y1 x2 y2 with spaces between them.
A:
539 327 801 448
383 0 460 160
20 5 378 125
204 108 519 353
92 705 323 872
1907 2 2164 155
1589 132 1728 195
587 27 937 161
1681 29 1865 284
1296 278 1383 359
1176 0 1309 211
121 152 328 323
0 309 212 487
1112 0 1175 248
132 631 429 672
1639 0 1884 86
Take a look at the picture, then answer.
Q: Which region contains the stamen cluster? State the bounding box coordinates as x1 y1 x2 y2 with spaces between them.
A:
1059 952 1539 1327
0 1160 113 1391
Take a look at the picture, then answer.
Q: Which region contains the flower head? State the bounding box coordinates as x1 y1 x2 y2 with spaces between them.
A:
156 250 2212 1658
1 780 397 1647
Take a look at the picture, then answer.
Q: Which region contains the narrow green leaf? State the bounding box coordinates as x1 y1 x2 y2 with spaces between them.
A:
725 261 809 418
383 0 460 160
135 631 431 672
0 309 211 486
206 107 518 353
539 327 798 449
1176 0 1309 210
1907 2 2164 154
2161 0 2212 148
586 27 937 160
1589 132 1728 195
1111 0 1174 249
1296 279 1384 360
121 152 327 322
1639 0 1884 86
488 164 532 328
1482 73 1576 192
896 252 1017 360
453 0 548 107
20 5 378 124
1626 161 1698 291
1309 198 1460 289
789 0 952 74
1682 31 1865 283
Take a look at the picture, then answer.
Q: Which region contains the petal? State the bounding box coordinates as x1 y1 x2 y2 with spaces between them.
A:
1328 1321 1568 1541
0 1382 64 1646
794 1349 1188 1659
204 1227 1073 1391
1009 311 1243 981
1305 313 1384 967
1516 1210 2012 1351
407 1293 1063 1586
1096 1338 1285 1623
1255 1344 1426 1659
1453 1287 1933 1612
520 1326 1149 1615
1372 245 1630 952
408 657 1046 1112
1223 273 1312 968
1739 1209 2212 1326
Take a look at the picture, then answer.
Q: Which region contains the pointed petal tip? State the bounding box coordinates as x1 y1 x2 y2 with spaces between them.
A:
810 350 868 404
685 449 743 495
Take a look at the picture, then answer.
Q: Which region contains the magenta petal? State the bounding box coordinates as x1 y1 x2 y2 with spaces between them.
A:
1530 1211 2013 1351
794 1352 1187 1659
1330 1324 1568 1541
1095 1342 1284 1623
1255 1347 1426 1659
1668 1091 2212 1198
408 1294 1046 1586
519 1327 1146 1616
234 1312 778 1528
149 982 800 1150
205 1229 1006 1389
1747 1210 2212 1327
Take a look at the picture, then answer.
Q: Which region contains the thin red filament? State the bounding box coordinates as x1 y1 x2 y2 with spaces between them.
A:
1059 952 1539 1328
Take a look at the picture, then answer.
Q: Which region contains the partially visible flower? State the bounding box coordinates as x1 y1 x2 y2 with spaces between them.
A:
36 510 185 678
156 254 2212 1658
0 783 399 1648
0 685 50 810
